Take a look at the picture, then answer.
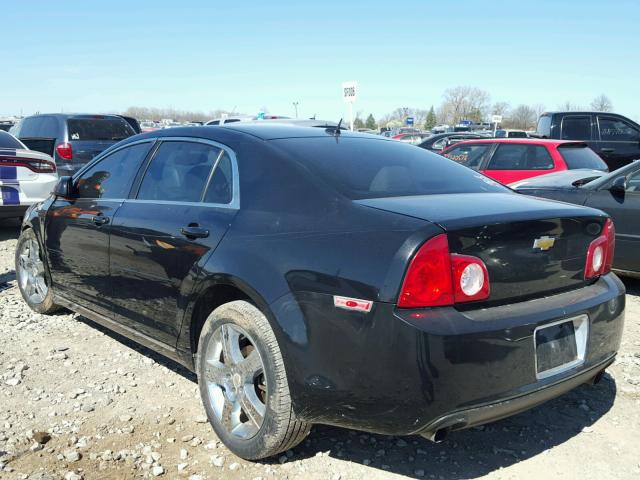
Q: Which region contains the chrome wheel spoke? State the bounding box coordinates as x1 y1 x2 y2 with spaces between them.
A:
238 350 263 383
220 397 237 432
240 385 266 428
220 324 243 365
204 362 227 385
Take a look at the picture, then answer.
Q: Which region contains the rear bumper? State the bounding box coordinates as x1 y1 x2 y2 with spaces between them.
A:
273 273 625 434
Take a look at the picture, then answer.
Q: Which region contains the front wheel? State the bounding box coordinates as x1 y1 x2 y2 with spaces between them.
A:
15 228 59 314
197 300 310 460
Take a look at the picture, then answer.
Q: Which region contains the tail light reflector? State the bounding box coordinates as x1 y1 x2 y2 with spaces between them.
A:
56 142 73 160
585 218 615 279
0 155 56 173
398 234 490 308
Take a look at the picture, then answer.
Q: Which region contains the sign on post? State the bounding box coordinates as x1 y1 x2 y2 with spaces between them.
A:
406 117 414 126
491 115 503 124
342 81 358 131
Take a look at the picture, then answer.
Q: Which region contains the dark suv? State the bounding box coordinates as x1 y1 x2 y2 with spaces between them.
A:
13 114 136 175
536 112 640 171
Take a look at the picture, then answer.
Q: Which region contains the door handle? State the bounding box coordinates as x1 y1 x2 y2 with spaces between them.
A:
601 148 616 154
92 215 109 226
180 226 209 239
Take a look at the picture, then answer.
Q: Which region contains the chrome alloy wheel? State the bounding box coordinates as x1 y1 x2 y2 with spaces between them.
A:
17 237 48 304
203 323 267 439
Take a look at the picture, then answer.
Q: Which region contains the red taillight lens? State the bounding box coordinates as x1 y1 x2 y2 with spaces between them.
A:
56 142 73 160
0 155 56 173
398 234 490 308
585 218 615 279
398 234 454 308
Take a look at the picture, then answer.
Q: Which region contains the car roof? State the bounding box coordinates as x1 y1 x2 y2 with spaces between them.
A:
22 113 127 120
445 138 585 147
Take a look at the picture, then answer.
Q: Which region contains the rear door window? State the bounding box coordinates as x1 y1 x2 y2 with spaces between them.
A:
137 141 221 202
442 144 492 169
560 116 591 140
203 152 234 204
67 117 135 141
75 142 152 199
557 145 608 170
597 116 640 142
487 144 554 170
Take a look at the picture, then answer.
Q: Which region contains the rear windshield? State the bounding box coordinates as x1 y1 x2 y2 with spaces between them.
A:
273 137 508 199
67 117 135 141
0 131 24 149
558 145 608 171
536 115 551 138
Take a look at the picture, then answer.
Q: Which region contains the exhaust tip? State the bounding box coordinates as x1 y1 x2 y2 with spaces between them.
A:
588 370 605 385
421 427 450 443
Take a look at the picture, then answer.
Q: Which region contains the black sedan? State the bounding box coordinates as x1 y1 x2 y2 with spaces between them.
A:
16 125 625 460
513 161 640 277
418 132 490 152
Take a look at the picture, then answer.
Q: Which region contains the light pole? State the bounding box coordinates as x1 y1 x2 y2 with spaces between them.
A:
293 101 299 119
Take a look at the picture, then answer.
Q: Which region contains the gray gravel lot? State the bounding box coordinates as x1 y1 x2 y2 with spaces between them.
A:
0 219 639 480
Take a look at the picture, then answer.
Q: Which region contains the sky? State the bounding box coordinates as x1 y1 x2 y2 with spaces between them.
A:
2 0 640 122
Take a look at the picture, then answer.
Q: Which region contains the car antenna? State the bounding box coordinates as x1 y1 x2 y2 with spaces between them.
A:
326 118 342 136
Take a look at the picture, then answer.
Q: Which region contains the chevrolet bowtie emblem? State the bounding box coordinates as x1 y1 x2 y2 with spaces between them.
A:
533 236 556 251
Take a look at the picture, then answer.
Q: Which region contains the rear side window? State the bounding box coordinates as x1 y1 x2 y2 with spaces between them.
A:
203 152 233 204
137 141 221 202
67 117 134 141
536 115 551 138
560 116 591 140
273 137 507 199
598 116 640 142
443 144 491 169
507 131 528 138
75 142 152 199
558 145 608 171
0 131 24 149
487 144 554 170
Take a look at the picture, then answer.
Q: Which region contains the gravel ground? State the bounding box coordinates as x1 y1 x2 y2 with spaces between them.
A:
0 219 639 480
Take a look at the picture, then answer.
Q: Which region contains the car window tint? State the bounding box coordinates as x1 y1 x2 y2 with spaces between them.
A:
443 144 491 169
203 152 233 204
558 145 608 170
75 143 152 199
536 115 552 137
37 116 58 138
598 116 640 142
0 131 24 149
560 116 591 140
273 137 507 199
67 117 134 141
487 144 553 170
137 141 220 202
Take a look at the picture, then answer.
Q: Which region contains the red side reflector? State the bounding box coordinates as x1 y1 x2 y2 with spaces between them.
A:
333 296 373 312
56 142 73 160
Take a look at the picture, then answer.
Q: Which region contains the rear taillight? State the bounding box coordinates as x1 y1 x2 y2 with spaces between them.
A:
398 234 490 308
0 155 56 173
56 142 73 160
585 218 615 279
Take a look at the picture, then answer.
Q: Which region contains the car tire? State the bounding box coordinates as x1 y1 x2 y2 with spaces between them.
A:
15 228 60 314
196 300 310 460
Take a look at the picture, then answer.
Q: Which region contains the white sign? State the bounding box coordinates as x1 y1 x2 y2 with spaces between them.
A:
491 114 503 123
342 81 358 103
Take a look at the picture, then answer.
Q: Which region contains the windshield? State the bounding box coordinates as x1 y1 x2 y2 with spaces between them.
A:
67 117 135 141
558 145 608 171
0 131 25 149
273 137 508 200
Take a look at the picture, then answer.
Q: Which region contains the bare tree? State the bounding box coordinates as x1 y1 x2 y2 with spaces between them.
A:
123 106 235 122
590 94 613 112
505 105 537 130
492 101 511 117
438 86 491 125
557 101 584 112
532 103 546 118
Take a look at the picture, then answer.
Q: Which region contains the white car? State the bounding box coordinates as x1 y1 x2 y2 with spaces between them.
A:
0 131 58 219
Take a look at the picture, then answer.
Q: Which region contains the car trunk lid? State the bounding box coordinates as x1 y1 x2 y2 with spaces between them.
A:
357 192 608 305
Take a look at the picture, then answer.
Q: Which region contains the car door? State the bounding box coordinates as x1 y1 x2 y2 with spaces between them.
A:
108 138 239 346
44 140 154 316
596 115 640 171
482 143 555 184
584 167 640 273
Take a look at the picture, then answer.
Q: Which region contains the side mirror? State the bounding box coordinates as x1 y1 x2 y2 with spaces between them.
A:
53 176 74 198
609 176 627 194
